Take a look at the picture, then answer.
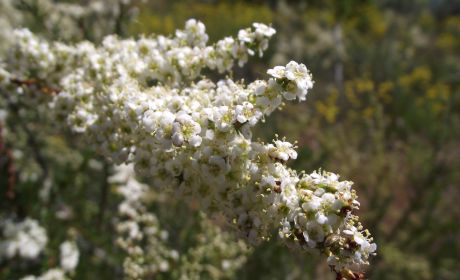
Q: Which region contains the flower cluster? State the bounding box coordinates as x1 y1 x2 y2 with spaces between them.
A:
21 269 69 280
267 60 314 101
19 239 79 280
20 239 79 280
111 164 179 279
280 171 376 271
0 19 375 275
0 218 48 260
0 217 79 280
59 241 80 272
175 213 250 280
0 0 139 49
111 164 250 279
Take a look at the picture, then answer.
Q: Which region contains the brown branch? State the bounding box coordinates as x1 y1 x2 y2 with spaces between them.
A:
336 270 366 280
10 78 60 95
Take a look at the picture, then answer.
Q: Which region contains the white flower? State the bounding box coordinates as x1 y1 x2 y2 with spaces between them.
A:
302 196 321 211
238 29 253 43
213 106 235 132
315 212 328 224
253 23 276 38
171 112 202 147
235 102 261 125
267 140 297 161
267 65 286 79
284 61 313 101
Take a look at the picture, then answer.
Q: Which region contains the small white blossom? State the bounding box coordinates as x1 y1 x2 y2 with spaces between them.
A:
59 241 79 272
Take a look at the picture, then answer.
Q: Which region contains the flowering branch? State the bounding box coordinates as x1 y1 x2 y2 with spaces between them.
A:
0 20 376 277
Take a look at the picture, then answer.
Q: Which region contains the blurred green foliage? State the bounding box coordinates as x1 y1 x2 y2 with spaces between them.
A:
2 0 460 279
129 1 273 42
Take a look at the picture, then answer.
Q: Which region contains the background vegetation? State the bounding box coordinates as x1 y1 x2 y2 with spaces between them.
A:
1 0 459 279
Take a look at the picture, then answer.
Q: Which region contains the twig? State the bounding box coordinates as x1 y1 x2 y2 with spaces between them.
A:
0 123 16 199
336 270 365 280
10 78 59 95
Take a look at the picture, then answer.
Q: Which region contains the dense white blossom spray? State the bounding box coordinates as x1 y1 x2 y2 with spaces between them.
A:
0 19 375 279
